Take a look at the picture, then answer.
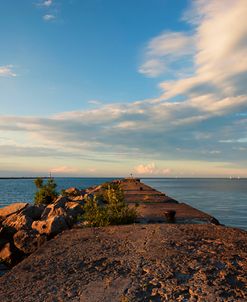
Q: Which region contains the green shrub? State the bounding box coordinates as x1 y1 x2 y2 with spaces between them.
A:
34 177 58 205
80 184 137 227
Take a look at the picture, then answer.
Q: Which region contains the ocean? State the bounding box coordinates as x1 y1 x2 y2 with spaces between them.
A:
0 177 246 231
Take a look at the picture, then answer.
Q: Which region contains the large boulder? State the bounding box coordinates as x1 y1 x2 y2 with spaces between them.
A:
32 216 69 237
0 242 22 264
0 203 28 219
41 203 67 220
64 187 81 196
69 195 84 203
2 213 33 235
21 204 45 220
0 243 12 263
53 196 70 208
65 201 84 217
13 229 46 254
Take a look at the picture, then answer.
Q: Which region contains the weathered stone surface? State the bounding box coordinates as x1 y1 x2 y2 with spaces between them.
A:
0 203 28 219
65 202 84 217
69 195 84 202
64 187 81 196
13 229 46 254
41 203 68 220
53 196 70 208
32 216 68 237
2 213 33 235
21 205 45 220
0 224 246 302
0 242 12 263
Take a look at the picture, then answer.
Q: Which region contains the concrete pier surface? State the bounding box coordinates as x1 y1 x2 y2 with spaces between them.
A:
0 224 246 302
119 178 219 225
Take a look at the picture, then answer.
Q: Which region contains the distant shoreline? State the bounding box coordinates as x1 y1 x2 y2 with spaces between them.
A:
0 176 246 180
0 177 49 180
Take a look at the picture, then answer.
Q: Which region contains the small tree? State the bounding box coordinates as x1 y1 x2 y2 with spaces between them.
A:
81 184 137 226
34 177 58 205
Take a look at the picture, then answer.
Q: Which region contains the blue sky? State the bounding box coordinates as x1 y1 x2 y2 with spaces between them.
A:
0 0 247 177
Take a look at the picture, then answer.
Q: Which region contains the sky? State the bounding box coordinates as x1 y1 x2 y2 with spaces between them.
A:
0 0 247 177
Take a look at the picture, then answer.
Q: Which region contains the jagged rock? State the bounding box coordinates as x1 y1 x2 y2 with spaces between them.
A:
32 216 69 237
65 202 84 217
2 213 33 235
0 242 22 264
53 196 70 208
13 229 47 254
22 204 45 220
69 195 84 203
0 242 12 263
41 204 68 220
0 203 28 219
64 187 81 196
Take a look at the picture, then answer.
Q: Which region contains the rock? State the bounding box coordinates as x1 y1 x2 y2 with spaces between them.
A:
2 213 33 235
32 216 69 237
65 202 84 217
13 229 47 254
0 242 22 264
0 203 28 219
64 187 81 196
53 196 70 208
41 203 68 220
22 204 45 220
0 243 12 263
69 195 84 202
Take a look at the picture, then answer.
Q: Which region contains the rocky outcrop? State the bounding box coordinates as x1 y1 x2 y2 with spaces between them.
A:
21 204 45 220
32 216 69 237
0 194 85 267
0 224 246 302
13 230 46 254
2 213 33 235
0 242 22 264
65 201 84 217
0 203 28 219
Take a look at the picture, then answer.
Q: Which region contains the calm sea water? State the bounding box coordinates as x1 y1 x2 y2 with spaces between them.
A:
0 178 246 230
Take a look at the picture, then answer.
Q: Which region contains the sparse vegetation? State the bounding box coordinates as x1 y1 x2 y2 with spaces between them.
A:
80 184 137 227
34 177 58 205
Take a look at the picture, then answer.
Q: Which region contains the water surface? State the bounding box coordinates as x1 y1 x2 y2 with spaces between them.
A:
0 177 246 230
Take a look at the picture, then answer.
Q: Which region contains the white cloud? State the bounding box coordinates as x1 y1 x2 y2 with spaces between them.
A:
159 0 247 110
134 162 156 174
43 0 53 7
43 14 56 21
139 32 194 77
134 163 171 175
51 166 78 174
88 100 102 105
0 65 16 77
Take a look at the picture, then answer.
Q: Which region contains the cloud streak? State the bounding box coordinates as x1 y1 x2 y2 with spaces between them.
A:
43 14 56 21
0 65 16 77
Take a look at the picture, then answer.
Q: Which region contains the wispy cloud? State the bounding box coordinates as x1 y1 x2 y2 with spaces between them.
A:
43 14 56 21
139 32 194 77
51 166 79 174
134 162 171 175
0 65 16 77
42 0 53 7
